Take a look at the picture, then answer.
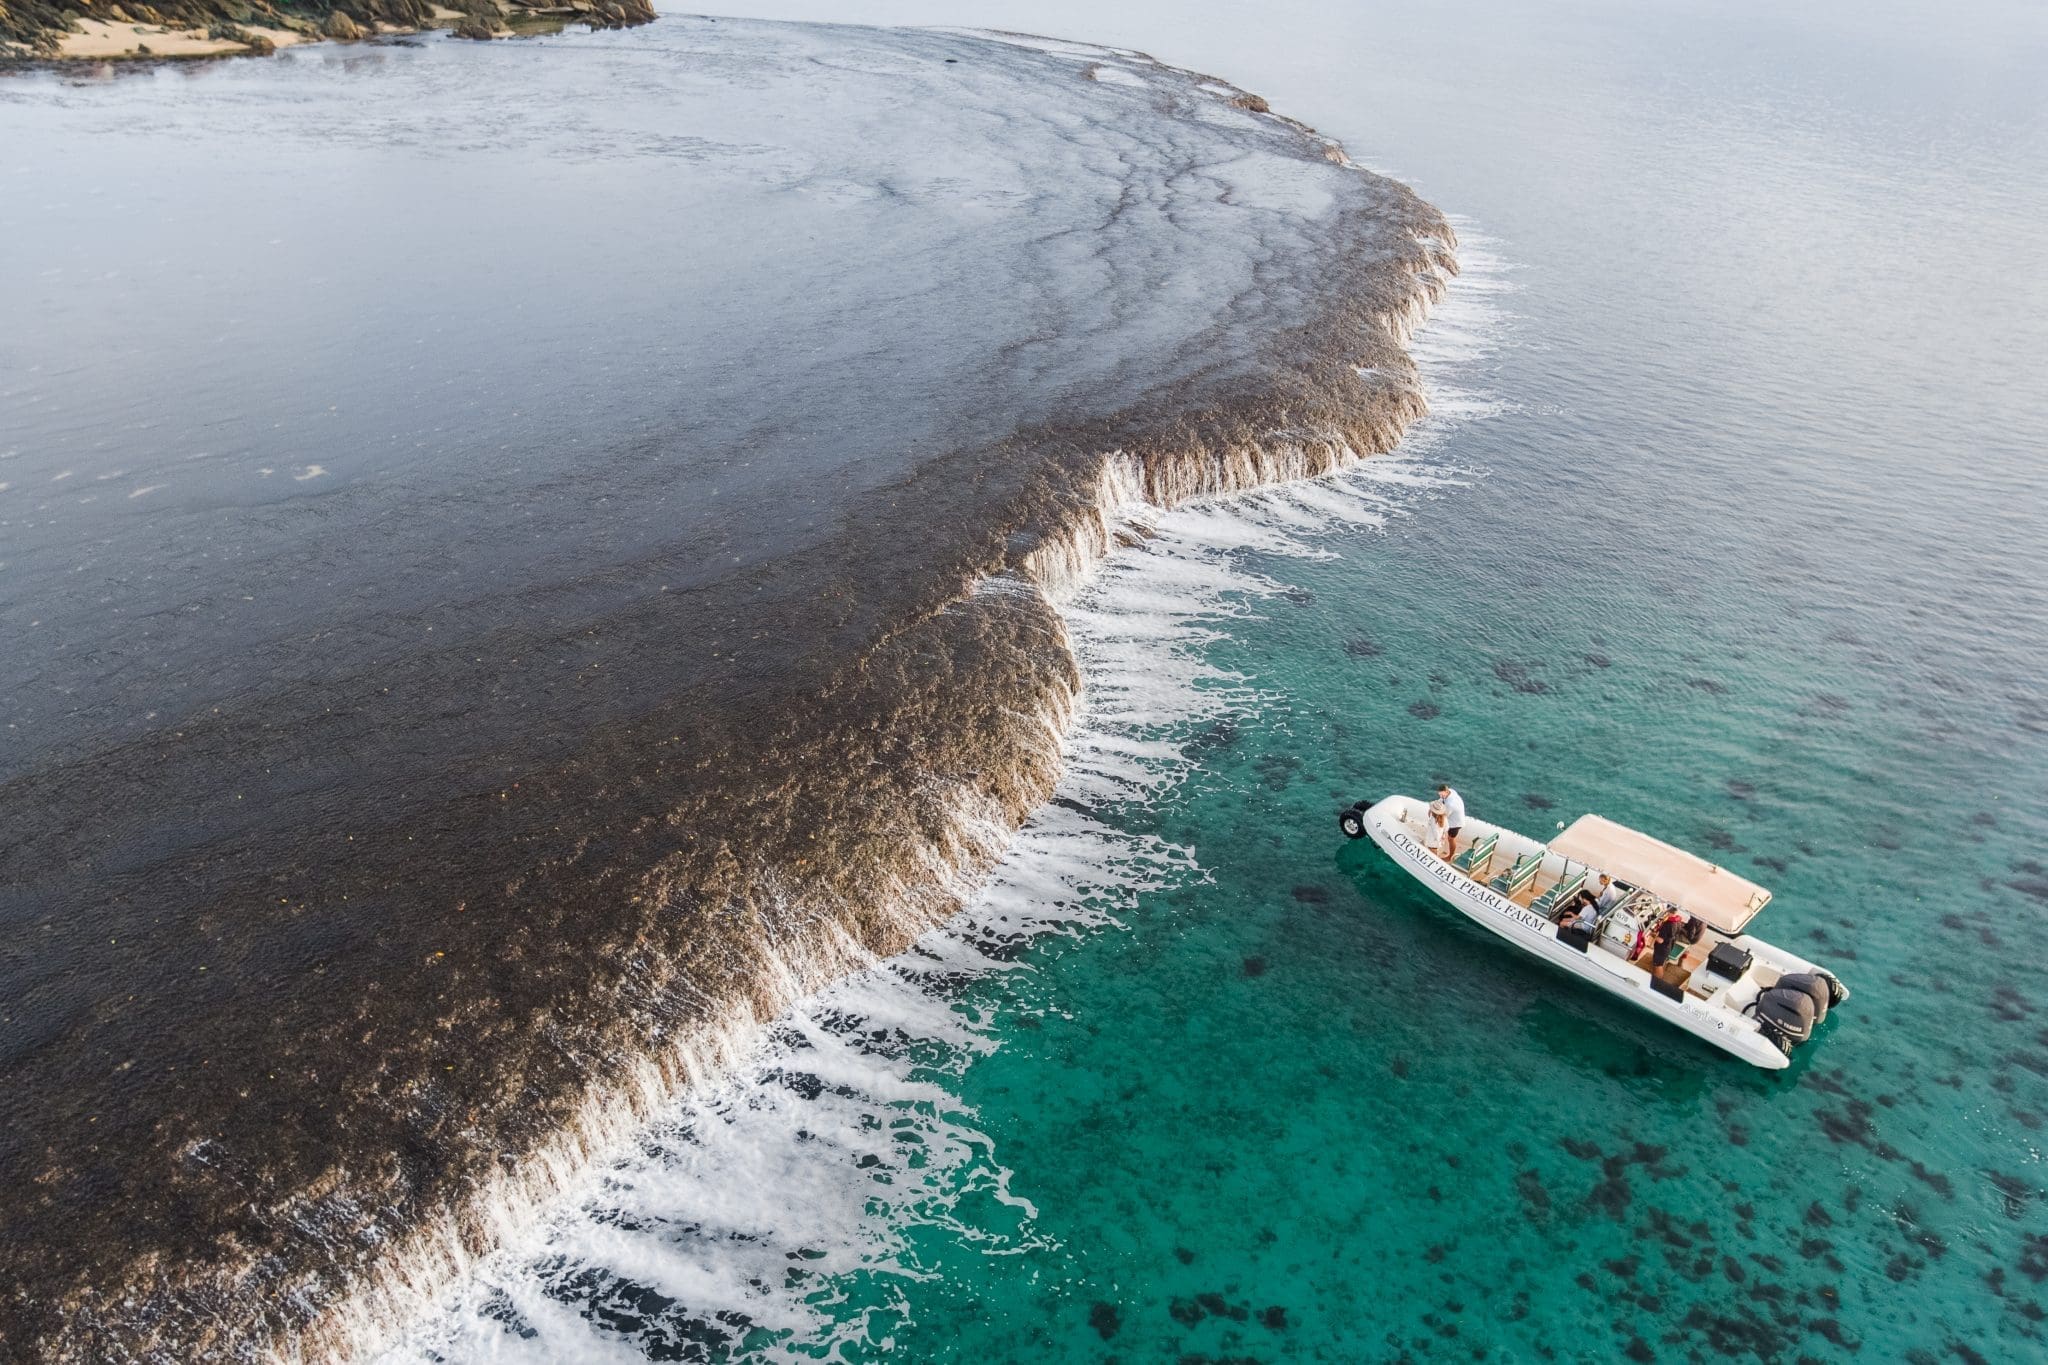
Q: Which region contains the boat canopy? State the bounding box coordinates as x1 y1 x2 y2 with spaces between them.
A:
1550 814 1771 934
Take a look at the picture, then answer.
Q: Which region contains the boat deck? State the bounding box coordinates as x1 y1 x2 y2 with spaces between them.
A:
1396 808 1723 993
1364 792 1843 1071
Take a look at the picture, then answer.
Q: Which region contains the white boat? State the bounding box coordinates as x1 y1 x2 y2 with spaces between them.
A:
1339 794 1848 1069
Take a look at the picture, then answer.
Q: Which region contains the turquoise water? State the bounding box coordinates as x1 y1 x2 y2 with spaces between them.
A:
768 281 2048 1359
854 493 2048 1362
387 2 2048 1360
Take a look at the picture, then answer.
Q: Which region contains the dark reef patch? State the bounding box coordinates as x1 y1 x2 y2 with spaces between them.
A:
1492 659 1551 694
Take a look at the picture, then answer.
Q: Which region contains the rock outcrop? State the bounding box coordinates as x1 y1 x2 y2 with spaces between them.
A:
0 0 653 59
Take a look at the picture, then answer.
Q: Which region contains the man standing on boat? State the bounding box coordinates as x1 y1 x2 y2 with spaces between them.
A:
1437 782 1466 860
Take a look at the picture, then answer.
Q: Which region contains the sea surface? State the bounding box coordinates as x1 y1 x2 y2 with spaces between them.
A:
384 1 2048 1361
6 0 2047 1360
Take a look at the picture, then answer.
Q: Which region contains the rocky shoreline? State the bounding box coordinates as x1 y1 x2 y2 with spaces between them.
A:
0 0 652 61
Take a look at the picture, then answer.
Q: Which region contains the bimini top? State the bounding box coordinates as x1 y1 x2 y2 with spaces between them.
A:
1550 814 1772 935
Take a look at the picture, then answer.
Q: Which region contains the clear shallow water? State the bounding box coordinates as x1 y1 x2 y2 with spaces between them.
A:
389 1 2048 1361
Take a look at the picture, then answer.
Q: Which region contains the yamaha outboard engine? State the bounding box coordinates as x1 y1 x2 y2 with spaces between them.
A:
1816 969 1850 1008
1748 986 1816 1052
1748 971 1848 1053
1772 972 1834 1026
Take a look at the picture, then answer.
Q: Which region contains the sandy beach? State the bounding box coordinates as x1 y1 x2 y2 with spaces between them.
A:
55 17 308 59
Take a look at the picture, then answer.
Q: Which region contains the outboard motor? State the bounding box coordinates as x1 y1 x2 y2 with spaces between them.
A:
1748 979 1821 1052
1816 969 1850 1008
1771 972 1834 1026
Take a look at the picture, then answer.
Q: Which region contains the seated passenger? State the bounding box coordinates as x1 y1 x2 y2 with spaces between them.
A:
1575 873 1622 915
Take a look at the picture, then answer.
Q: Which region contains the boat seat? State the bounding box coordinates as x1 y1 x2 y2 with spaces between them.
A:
1600 907 1645 959
1452 832 1499 876
1532 869 1587 917
1489 852 1543 896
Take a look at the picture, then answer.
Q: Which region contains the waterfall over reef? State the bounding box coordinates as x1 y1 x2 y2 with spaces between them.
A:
0 20 1451 1359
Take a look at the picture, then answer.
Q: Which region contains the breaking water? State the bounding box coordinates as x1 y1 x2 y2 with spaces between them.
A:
389 1 2048 1359
1 16 1448 1357
6 0 2048 1359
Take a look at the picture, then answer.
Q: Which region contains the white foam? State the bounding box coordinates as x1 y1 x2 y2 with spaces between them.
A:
374 237 1510 1363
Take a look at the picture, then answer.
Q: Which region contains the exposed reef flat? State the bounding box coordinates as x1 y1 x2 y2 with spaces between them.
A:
0 20 1452 1360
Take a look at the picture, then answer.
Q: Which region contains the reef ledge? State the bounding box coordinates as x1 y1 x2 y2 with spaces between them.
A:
3 30 1455 1362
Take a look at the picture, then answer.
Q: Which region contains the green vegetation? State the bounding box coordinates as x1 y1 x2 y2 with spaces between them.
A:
0 0 652 58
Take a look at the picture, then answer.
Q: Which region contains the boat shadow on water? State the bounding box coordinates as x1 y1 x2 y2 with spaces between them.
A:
1330 840 1832 1094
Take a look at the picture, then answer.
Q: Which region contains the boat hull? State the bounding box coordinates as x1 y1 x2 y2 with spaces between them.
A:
1359 795 1793 1070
